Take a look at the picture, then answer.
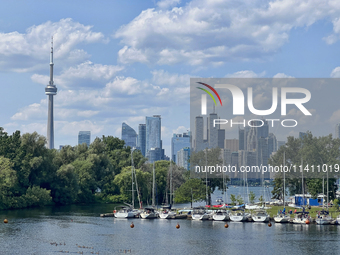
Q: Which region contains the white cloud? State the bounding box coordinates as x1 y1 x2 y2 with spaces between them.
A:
225 70 266 78
273 73 294 78
330 67 340 78
115 0 340 66
0 18 106 72
172 125 189 134
157 0 181 9
31 61 123 89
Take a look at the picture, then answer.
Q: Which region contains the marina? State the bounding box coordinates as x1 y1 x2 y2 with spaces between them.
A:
1 203 340 254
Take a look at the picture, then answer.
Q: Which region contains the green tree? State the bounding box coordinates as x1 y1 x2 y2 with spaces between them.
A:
51 164 79 205
174 178 206 207
249 191 256 204
230 194 236 205
236 195 244 205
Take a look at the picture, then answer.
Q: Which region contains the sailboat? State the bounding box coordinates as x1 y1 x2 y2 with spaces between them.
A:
274 151 290 223
230 208 251 222
316 173 332 225
252 151 270 222
115 150 140 218
293 158 310 224
140 162 158 219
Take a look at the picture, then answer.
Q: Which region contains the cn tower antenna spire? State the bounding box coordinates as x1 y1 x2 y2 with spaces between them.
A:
45 36 57 149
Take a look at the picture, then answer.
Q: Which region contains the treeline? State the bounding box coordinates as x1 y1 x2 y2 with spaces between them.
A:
0 127 191 210
270 132 340 201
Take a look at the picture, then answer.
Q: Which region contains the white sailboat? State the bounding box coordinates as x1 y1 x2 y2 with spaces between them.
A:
293 211 310 224
140 207 158 219
159 205 176 219
230 209 251 222
252 209 270 222
274 151 290 223
116 150 140 218
115 206 138 218
316 173 332 225
192 207 211 220
212 210 230 221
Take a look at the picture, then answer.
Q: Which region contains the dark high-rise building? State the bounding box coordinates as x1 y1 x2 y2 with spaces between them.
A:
122 122 137 148
138 124 146 156
194 116 204 152
78 131 91 147
217 129 225 149
208 113 218 148
239 129 245 150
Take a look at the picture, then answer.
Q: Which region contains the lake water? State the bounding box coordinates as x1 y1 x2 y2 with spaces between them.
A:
0 187 339 255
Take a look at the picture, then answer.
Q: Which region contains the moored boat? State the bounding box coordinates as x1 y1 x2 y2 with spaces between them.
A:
293 211 310 224
230 209 251 222
315 210 332 225
115 207 138 218
274 208 290 223
212 210 230 221
192 207 211 220
159 205 176 219
140 207 158 219
251 209 270 222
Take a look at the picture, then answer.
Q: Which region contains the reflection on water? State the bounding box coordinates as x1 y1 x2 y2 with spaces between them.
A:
0 204 339 254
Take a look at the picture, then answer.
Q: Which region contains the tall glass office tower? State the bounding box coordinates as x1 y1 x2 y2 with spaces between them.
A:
138 124 146 156
146 115 162 154
122 122 137 148
78 131 91 147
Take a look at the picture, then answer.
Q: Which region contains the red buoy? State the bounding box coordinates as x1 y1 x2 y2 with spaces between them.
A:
224 223 229 228
268 222 272 227
130 222 134 228
176 223 180 229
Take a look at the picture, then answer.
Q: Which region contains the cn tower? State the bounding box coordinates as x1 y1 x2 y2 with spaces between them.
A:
45 37 57 149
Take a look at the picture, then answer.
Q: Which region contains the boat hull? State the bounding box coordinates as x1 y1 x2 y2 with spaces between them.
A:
273 215 290 223
213 214 229 221
192 214 210 220
252 216 270 222
140 213 158 219
115 211 136 218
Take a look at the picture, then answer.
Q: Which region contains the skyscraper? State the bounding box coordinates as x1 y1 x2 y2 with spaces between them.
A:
336 124 340 139
171 133 190 163
208 113 218 148
121 122 137 148
177 147 190 170
138 124 146 156
194 116 204 152
45 37 57 149
78 131 91 147
146 115 162 161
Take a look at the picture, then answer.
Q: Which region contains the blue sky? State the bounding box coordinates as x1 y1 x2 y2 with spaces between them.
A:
1 0 340 155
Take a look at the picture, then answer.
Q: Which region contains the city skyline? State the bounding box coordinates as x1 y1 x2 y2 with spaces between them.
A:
2 1 340 157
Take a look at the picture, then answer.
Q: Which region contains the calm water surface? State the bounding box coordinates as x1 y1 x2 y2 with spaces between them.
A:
0 188 339 255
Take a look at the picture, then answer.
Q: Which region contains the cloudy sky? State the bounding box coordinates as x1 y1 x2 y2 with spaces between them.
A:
1 0 340 155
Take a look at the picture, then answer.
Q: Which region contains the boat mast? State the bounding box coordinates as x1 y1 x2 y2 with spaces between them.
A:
131 150 135 208
322 175 324 210
170 159 173 205
301 158 304 207
152 162 155 207
327 164 329 210
283 151 285 209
